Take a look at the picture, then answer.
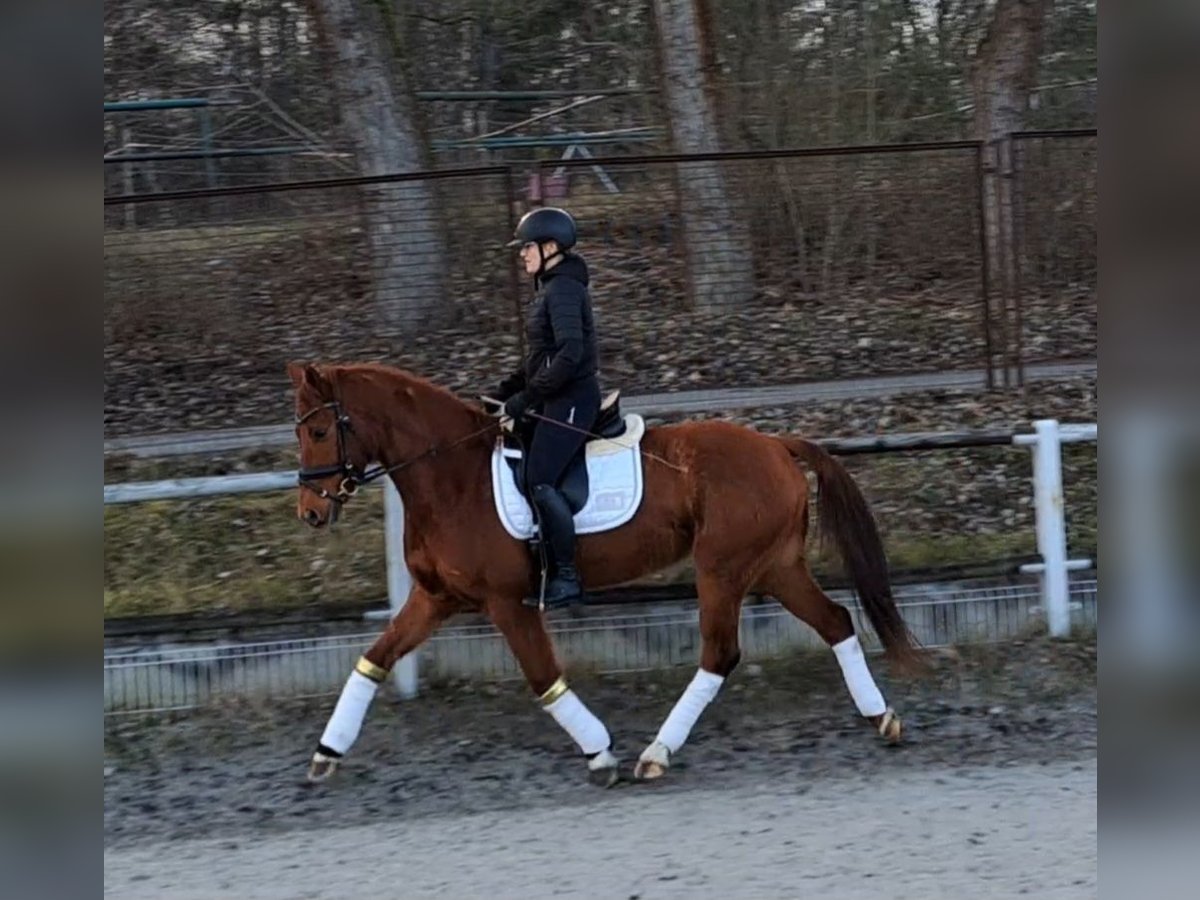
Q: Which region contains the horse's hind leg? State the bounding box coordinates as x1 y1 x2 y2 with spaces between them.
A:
634 570 746 780
487 596 619 786
307 586 448 782
758 561 902 743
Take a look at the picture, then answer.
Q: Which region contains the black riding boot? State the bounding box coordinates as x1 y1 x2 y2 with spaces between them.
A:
525 484 585 609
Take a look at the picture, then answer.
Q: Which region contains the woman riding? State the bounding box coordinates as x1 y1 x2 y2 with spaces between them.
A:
493 206 601 610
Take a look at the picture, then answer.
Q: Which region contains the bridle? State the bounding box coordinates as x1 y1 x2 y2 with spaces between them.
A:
294 400 376 506
295 399 496 508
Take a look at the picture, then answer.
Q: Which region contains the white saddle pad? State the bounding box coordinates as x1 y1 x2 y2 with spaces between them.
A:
491 414 647 541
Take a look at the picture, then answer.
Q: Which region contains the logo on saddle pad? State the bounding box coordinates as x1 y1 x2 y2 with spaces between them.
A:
491 414 646 541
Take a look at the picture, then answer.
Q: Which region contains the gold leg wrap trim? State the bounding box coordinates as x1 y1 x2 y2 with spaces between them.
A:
539 676 569 707
355 656 389 683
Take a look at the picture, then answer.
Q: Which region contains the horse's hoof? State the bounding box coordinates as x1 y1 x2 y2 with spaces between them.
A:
587 748 620 788
876 708 903 745
588 749 620 784
634 740 670 781
306 752 340 783
634 760 668 780
589 767 619 788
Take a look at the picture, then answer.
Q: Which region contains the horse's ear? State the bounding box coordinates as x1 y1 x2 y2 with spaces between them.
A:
286 361 330 396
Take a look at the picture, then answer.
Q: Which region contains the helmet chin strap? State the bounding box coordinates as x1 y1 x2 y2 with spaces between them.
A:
534 242 564 284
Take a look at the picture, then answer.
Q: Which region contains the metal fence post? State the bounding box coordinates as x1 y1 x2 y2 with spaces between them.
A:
975 141 996 390
1031 419 1071 638
384 479 418 697
1009 134 1026 390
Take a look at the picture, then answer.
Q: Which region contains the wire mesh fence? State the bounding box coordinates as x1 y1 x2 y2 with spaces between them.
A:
538 143 988 393
1013 131 1098 366
104 166 523 436
104 576 1097 715
104 134 1096 438
103 1 350 195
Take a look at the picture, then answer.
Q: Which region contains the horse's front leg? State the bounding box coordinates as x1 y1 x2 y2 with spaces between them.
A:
307 586 448 782
488 596 620 787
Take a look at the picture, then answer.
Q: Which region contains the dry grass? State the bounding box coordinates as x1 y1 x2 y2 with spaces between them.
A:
102 454 1090 619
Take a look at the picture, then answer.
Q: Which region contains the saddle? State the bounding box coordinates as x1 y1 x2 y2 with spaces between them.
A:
491 388 646 566
502 389 630 513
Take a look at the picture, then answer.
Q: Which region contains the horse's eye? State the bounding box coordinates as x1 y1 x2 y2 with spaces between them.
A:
313 428 328 440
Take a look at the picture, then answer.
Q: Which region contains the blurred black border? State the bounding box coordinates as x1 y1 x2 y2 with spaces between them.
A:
1101 1 1200 897
0 1 101 898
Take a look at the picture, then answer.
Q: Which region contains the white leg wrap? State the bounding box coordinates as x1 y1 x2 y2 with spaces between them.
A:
318 671 379 755
832 634 887 717
544 689 611 756
654 668 725 754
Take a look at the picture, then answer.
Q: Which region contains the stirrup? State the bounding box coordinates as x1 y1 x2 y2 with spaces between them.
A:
523 566 548 609
523 567 584 610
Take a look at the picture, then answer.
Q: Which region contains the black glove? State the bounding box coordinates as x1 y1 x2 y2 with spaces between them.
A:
495 372 525 402
502 391 531 421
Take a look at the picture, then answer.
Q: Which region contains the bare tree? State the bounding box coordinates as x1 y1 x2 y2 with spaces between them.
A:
972 0 1049 371
651 0 754 310
306 0 447 330
973 0 1049 143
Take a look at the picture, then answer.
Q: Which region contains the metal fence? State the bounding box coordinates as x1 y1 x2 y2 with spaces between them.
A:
534 141 991 386
103 420 1097 713
539 142 985 299
103 132 1096 439
1012 130 1099 366
104 166 522 392
104 576 1098 714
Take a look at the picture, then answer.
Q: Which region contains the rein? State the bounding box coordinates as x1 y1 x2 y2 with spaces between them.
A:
295 400 496 506
297 391 687 508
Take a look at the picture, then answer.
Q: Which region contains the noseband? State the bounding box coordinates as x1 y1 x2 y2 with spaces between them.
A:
294 400 387 507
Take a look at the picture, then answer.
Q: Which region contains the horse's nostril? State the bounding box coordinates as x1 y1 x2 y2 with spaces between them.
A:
304 509 321 526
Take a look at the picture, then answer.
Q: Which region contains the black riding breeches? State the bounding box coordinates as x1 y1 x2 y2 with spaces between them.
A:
524 377 601 491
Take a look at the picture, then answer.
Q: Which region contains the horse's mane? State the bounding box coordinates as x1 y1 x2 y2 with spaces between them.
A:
324 361 492 427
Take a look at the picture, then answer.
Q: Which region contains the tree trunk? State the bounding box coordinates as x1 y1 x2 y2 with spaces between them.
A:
864 1 878 289
972 0 1048 381
306 0 447 331
821 7 843 294
651 0 755 311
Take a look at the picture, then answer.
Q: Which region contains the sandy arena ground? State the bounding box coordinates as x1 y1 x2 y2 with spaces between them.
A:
105 636 1097 898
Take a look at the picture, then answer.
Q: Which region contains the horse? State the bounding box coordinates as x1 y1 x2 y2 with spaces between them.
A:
287 360 922 785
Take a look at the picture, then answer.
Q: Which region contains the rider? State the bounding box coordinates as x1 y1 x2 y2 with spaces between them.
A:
493 206 600 610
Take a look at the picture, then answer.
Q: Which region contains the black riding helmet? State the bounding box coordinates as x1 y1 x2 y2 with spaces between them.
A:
507 206 577 251
508 207 577 278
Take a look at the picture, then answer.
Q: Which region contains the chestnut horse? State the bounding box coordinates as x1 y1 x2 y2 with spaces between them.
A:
288 361 921 785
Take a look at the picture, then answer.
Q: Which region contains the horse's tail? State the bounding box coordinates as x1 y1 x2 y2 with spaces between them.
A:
779 436 926 674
